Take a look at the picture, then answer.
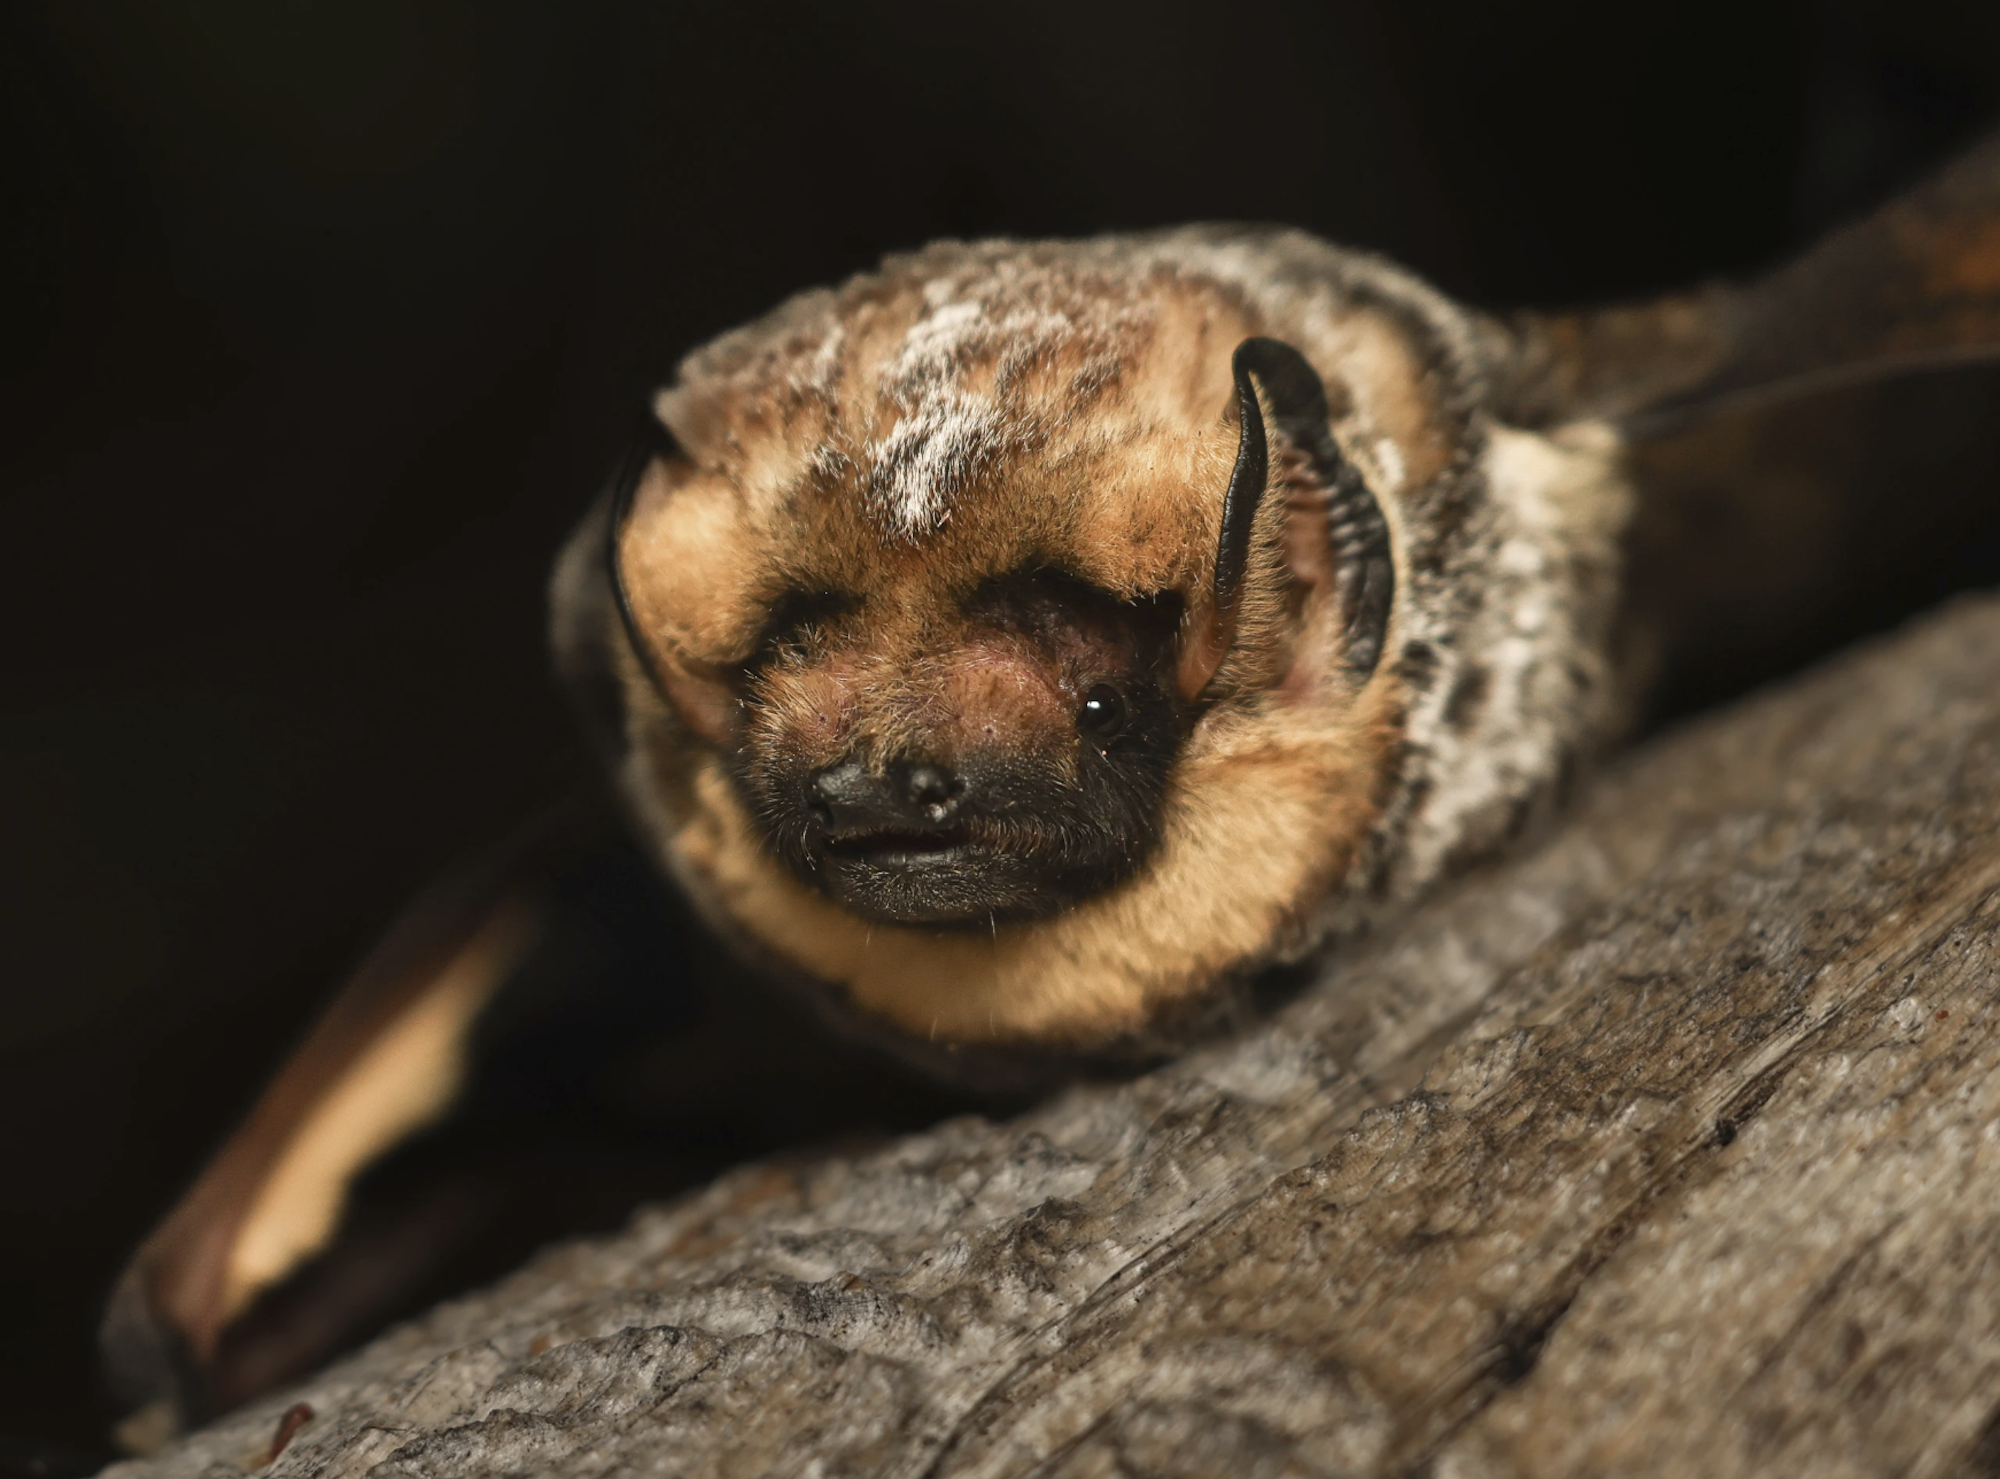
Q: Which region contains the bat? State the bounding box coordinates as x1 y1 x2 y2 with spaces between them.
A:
101 131 2000 1443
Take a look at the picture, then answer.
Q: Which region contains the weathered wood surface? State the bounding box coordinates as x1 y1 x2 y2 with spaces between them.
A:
110 596 2000 1479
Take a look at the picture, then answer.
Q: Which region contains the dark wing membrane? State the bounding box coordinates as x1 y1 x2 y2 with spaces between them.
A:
100 810 963 1441
100 828 552 1435
1496 131 2000 432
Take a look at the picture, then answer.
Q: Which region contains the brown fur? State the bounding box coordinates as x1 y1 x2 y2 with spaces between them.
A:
107 143 2000 1436
559 229 1619 1052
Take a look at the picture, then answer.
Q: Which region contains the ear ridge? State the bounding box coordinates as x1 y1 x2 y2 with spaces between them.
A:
1179 337 1395 702
1176 342 1270 699
1495 131 2000 434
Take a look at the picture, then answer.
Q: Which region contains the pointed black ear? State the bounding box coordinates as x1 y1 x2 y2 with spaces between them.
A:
1224 337 1396 681
1496 131 2000 435
1212 340 1272 622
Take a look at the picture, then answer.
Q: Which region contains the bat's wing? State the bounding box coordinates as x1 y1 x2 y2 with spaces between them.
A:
1496 131 2000 432
101 808 958 1448
101 816 568 1443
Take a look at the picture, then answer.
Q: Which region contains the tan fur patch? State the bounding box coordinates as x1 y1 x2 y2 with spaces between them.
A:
575 227 1633 1048
669 678 1396 1044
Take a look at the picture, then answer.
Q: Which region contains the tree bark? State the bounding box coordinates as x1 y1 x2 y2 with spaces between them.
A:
108 596 2000 1479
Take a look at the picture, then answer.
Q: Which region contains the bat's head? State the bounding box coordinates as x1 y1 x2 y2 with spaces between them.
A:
561 233 1626 1053
613 283 1394 932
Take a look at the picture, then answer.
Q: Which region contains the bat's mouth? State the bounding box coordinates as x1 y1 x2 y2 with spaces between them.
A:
823 827 971 869
802 821 1062 927
740 748 1174 929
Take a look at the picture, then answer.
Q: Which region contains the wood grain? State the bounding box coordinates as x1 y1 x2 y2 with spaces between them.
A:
107 595 2000 1479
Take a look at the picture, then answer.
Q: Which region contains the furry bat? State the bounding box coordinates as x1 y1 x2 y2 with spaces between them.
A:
568 127 2000 1058
103 132 2000 1439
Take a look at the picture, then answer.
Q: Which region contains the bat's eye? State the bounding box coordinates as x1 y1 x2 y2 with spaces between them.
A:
1078 683 1126 744
755 588 859 659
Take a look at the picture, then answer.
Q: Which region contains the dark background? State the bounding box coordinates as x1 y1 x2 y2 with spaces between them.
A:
3 0 1997 1463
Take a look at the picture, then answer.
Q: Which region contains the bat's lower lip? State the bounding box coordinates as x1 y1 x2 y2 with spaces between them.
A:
794 829 1105 927
822 832 972 870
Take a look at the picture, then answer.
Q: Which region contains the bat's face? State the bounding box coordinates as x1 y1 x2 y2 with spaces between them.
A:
615 282 1248 932
573 232 1627 1049
734 566 1186 927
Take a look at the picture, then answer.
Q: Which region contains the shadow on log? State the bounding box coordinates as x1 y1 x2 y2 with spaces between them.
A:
107 594 2000 1478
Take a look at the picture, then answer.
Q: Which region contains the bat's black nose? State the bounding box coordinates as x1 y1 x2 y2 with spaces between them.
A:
808 760 964 835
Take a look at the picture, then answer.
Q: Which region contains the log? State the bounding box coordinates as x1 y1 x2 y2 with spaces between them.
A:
106 595 2000 1479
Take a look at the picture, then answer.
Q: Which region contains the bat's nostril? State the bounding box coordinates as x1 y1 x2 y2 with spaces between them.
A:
903 763 961 819
807 760 964 833
810 763 862 804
